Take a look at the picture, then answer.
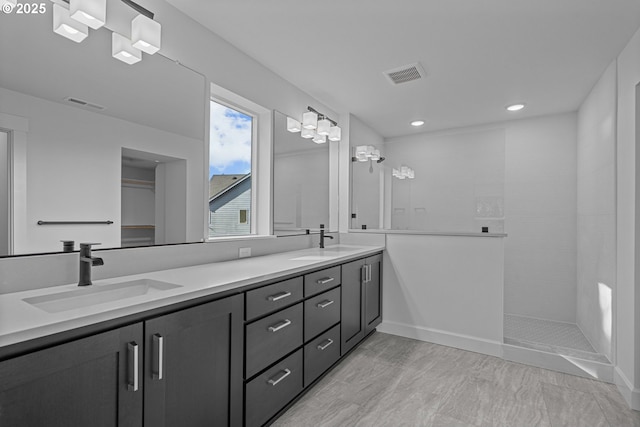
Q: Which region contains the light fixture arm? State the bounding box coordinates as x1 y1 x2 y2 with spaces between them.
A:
57 0 154 18
307 106 337 127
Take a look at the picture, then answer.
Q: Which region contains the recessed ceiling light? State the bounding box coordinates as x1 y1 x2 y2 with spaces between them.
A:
410 120 425 127
506 103 526 112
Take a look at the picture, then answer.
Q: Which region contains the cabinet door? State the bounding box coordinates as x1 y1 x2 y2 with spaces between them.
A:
341 258 365 355
0 323 143 427
364 254 382 335
144 294 243 427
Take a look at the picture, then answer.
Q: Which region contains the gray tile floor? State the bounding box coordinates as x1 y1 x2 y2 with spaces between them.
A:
272 332 640 427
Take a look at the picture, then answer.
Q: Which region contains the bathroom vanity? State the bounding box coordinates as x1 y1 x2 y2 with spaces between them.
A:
0 244 383 427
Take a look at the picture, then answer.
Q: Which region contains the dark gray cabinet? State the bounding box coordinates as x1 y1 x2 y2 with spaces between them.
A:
0 295 243 427
0 323 143 427
144 295 244 427
341 254 382 355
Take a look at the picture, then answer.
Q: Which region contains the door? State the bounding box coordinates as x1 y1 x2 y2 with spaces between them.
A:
144 295 244 427
364 254 382 334
341 258 365 355
0 323 143 427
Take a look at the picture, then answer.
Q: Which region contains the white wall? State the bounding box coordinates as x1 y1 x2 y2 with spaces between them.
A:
384 128 505 233
576 61 617 361
615 24 640 409
504 113 578 323
379 234 505 357
0 88 204 254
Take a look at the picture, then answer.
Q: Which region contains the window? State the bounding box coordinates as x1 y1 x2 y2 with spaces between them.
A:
208 99 254 237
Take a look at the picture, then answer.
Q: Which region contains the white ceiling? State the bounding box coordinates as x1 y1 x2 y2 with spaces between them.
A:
168 0 640 138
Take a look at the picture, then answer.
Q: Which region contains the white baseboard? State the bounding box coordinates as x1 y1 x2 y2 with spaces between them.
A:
377 320 503 358
615 367 640 411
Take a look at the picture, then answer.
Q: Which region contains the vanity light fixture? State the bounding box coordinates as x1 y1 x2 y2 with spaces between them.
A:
287 106 342 142
69 0 106 29
301 128 315 139
506 103 526 112
286 117 302 133
410 120 425 127
302 111 318 130
53 3 89 43
131 14 161 54
112 32 142 65
354 145 380 162
393 165 415 179
50 0 161 65
312 132 327 144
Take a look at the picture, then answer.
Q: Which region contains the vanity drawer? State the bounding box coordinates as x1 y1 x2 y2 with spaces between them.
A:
304 287 341 341
304 324 340 387
245 349 303 427
245 303 303 378
304 265 341 297
245 276 303 321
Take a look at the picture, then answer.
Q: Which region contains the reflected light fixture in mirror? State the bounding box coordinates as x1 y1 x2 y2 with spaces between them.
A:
393 165 415 179
112 32 142 64
288 106 342 142
53 3 89 43
131 14 161 54
70 0 106 29
354 145 380 162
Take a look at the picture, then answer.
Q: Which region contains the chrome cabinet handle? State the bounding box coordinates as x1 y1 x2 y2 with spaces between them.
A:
317 339 334 351
268 319 292 332
267 368 292 386
152 334 164 380
267 291 292 302
316 300 334 309
316 277 335 285
127 342 139 392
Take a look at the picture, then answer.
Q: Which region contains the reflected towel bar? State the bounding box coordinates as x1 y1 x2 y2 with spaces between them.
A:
37 221 114 225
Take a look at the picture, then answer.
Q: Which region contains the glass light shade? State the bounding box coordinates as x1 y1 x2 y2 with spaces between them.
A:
112 32 142 65
365 145 375 158
302 111 318 130
370 149 380 161
392 168 399 177
316 118 331 136
357 154 368 162
69 0 106 29
286 117 301 132
328 125 341 141
408 169 415 179
301 128 315 139
131 14 162 55
400 165 409 177
312 132 327 144
355 145 367 156
53 4 89 43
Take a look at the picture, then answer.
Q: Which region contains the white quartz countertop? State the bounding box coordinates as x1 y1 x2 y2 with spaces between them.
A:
0 244 384 350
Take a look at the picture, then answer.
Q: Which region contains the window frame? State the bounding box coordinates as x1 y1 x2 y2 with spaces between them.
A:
206 83 272 241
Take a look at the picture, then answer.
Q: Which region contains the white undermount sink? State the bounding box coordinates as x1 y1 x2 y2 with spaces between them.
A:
23 279 182 313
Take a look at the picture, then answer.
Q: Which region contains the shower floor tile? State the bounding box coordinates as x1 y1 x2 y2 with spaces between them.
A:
504 314 610 363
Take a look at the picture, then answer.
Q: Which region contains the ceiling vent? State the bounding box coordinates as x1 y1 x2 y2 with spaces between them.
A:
64 97 106 111
383 63 426 85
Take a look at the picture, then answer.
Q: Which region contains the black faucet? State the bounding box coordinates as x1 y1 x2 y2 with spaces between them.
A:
319 224 334 249
78 243 104 286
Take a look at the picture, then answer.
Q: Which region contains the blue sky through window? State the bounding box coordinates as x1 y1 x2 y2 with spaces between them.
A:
209 100 252 178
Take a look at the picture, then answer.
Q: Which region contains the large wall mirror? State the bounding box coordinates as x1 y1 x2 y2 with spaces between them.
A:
0 7 206 256
273 111 335 235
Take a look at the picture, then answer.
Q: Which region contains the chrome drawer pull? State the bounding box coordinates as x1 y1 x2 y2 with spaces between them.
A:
316 277 335 285
127 342 139 392
317 339 334 351
267 291 292 302
267 368 292 386
316 300 334 309
152 334 164 380
268 319 292 332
